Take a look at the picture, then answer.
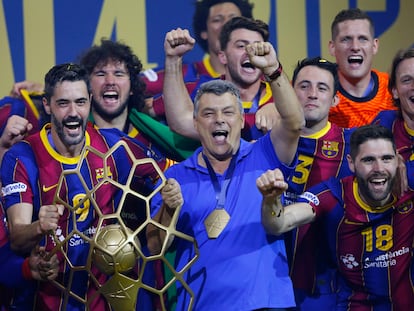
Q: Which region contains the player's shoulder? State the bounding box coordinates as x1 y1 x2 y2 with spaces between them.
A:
372 109 398 125
95 126 126 138
94 126 134 148
371 68 388 76
371 68 389 83
2 139 36 174
7 141 33 159
374 109 398 118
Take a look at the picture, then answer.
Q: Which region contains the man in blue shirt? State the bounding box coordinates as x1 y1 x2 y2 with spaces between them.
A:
148 39 304 310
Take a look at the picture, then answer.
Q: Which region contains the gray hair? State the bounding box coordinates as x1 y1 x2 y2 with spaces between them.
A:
193 80 243 116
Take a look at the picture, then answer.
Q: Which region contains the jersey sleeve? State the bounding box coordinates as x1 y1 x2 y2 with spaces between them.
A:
1 143 36 210
296 178 342 217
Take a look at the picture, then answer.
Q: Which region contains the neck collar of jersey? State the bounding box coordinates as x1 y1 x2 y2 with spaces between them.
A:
40 123 90 164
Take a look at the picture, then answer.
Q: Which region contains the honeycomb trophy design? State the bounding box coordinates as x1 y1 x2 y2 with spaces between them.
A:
46 140 199 311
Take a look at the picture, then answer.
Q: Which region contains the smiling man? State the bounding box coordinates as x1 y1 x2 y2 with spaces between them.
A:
327 8 396 128
78 39 174 168
372 47 414 162
285 57 355 311
157 17 281 142
258 124 414 311
142 0 254 98
1 63 163 310
148 35 304 309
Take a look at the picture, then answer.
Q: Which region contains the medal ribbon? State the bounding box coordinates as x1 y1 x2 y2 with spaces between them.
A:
202 151 238 209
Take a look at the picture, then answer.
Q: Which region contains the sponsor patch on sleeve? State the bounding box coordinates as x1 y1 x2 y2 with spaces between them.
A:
2 182 27 196
298 191 320 206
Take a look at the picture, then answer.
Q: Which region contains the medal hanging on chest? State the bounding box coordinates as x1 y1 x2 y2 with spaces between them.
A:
204 208 230 239
202 152 238 239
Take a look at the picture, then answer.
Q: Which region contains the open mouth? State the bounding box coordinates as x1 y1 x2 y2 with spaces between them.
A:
63 120 82 135
370 177 386 186
103 91 119 100
212 130 229 143
368 177 388 192
212 130 229 138
348 55 363 65
241 60 255 69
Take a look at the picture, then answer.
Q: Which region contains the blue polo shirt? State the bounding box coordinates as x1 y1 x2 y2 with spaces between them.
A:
151 133 297 311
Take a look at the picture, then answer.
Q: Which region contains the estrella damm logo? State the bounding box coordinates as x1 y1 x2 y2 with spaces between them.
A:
321 140 339 158
95 166 113 183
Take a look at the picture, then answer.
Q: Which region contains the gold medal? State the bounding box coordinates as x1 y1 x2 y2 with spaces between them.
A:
204 209 230 239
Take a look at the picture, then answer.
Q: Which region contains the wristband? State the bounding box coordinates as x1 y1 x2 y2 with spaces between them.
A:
22 257 33 280
264 63 283 82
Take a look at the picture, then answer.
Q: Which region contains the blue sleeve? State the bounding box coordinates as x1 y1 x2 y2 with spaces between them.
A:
0 97 28 135
256 133 298 180
371 110 398 128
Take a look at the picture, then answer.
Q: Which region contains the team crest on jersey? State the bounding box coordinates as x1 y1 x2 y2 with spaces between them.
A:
396 200 413 214
95 167 113 182
321 140 339 158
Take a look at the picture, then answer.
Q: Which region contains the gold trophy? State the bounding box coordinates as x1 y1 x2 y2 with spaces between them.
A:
47 141 198 310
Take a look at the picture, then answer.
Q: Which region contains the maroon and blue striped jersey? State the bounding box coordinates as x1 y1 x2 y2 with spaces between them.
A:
284 122 354 296
372 110 414 161
298 174 414 310
1 123 161 311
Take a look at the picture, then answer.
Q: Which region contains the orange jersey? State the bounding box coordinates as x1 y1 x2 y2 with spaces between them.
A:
328 69 396 128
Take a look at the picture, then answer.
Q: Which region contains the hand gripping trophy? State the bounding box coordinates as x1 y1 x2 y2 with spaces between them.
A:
45 140 199 310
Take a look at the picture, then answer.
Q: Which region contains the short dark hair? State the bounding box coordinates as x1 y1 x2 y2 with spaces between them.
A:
349 124 395 160
219 16 269 50
193 0 254 53
388 47 414 108
43 63 89 101
331 8 375 40
78 38 146 111
292 57 339 94
193 79 243 116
